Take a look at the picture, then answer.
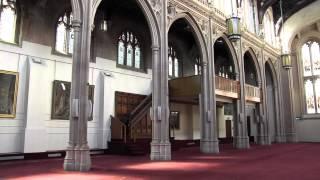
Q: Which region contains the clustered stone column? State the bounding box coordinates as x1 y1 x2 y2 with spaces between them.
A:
200 16 219 154
233 40 250 149
150 0 171 161
64 0 92 172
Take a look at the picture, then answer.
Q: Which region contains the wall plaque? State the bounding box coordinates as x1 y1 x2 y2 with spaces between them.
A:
0 70 19 118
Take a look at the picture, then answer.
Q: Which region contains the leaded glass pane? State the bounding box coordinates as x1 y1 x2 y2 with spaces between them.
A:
311 42 320 75
305 80 316 114
195 64 198 75
127 44 133 67
0 6 16 43
174 58 179 77
169 56 173 77
315 79 320 113
134 46 141 69
68 28 74 54
56 22 67 54
118 41 125 65
302 44 312 77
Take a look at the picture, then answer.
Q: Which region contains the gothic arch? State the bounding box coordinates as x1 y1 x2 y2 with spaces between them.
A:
244 47 262 83
213 34 240 75
168 13 209 64
91 0 160 47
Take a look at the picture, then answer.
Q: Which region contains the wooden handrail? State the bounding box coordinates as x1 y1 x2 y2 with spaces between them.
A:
215 76 240 94
130 94 152 117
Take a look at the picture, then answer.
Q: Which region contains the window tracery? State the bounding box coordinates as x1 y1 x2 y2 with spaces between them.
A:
302 41 320 114
55 11 74 55
117 31 142 69
168 45 179 78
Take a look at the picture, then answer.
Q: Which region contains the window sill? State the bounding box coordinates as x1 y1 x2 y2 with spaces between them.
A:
51 50 73 58
116 64 147 74
300 114 320 120
0 39 21 48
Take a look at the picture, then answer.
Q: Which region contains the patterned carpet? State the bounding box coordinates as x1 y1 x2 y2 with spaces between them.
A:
0 143 319 180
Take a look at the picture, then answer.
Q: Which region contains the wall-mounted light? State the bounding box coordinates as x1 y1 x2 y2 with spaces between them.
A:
226 17 241 41
281 53 292 70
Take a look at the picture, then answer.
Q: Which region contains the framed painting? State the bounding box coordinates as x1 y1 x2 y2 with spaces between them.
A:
169 111 180 130
51 80 71 120
51 80 95 120
0 70 19 118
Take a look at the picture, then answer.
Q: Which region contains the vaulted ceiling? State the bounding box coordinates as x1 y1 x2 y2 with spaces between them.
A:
257 0 317 24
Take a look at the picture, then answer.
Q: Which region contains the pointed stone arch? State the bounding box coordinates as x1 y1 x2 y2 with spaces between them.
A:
213 33 240 76
244 47 262 84
168 12 209 64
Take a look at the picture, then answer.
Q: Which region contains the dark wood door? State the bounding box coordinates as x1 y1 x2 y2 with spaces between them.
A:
226 120 232 138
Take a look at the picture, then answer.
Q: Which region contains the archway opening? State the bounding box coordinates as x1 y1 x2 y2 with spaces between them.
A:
91 0 154 155
244 50 260 144
214 37 238 146
265 61 277 143
167 18 202 149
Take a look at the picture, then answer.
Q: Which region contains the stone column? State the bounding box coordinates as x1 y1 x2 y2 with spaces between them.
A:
286 68 298 142
150 0 171 161
233 40 250 149
200 16 219 154
257 80 270 145
64 0 92 171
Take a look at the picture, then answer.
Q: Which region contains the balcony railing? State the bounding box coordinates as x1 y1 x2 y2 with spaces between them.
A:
215 76 239 99
245 84 261 102
169 75 261 102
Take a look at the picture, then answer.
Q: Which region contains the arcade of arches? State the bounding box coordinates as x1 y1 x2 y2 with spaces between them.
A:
0 0 319 174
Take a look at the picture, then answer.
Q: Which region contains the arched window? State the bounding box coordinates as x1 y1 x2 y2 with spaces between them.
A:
263 9 275 45
302 41 320 114
55 11 74 55
168 45 179 78
245 0 257 33
117 31 142 69
0 0 19 43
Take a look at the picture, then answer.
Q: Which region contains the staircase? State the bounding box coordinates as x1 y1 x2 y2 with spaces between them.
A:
110 94 152 155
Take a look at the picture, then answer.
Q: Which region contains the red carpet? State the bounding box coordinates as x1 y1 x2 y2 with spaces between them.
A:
0 143 320 180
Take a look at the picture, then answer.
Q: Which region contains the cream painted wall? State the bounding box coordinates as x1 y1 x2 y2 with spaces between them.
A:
0 41 152 154
170 103 200 140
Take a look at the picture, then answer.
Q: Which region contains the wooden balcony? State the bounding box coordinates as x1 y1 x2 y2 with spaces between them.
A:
245 84 261 102
169 75 261 103
215 76 239 99
169 75 201 98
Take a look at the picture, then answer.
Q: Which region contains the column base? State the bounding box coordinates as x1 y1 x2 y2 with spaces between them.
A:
63 146 75 171
287 133 298 143
150 141 171 161
65 145 91 172
258 135 271 145
200 140 219 154
275 135 286 143
234 136 250 149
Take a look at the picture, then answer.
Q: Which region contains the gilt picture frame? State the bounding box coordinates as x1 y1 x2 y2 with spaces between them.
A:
0 70 19 118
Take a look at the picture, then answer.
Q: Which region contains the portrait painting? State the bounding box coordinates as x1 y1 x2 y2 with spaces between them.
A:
0 70 19 118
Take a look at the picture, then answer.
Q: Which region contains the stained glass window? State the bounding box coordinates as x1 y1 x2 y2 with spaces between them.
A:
117 31 141 69
168 46 179 78
302 41 320 114
55 12 74 55
0 0 18 43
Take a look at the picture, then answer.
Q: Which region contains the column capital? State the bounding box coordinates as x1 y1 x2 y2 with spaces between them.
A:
72 20 82 31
